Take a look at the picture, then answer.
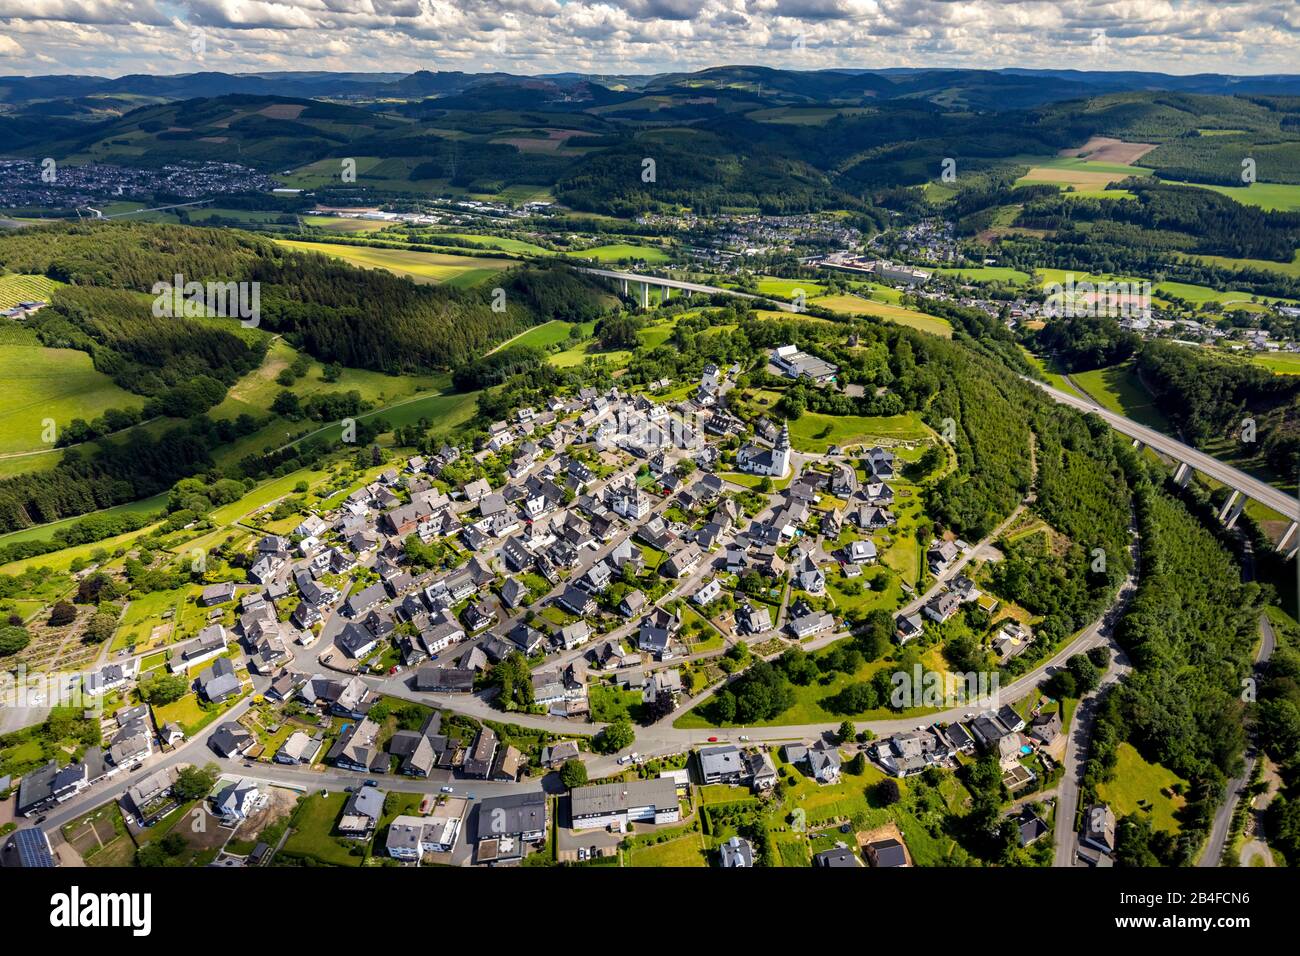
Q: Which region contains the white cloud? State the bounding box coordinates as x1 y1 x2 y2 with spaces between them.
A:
0 0 1293 76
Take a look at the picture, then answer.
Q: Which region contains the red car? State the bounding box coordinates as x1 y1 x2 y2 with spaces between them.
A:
707 736 719 743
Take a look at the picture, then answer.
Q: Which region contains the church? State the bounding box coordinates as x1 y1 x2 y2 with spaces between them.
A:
736 421 791 478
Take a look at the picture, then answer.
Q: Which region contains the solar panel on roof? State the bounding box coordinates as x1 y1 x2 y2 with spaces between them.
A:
14 828 55 867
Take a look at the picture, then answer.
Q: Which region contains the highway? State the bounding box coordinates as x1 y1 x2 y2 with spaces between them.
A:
576 268 798 312
1031 379 1299 520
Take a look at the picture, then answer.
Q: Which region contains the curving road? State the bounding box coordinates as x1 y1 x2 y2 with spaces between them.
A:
1198 612 1277 867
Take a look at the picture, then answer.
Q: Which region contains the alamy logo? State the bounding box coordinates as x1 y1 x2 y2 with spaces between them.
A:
1043 273 1151 321
49 886 152 936
890 665 1000 710
151 274 260 327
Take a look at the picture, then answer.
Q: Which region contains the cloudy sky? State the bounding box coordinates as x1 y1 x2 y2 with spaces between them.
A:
1 1 1297 77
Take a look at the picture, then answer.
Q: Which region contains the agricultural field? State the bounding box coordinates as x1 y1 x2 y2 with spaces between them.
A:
563 243 671 264
1014 152 1152 191
0 273 62 308
428 232 551 255
272 239 517 287
300 215 396 234
1183 249 1300 278
1248 351 1300 375
0 343 147 455
0 492 165 548
935 266 1032 285
1164 180 1300 212
811 294 953 337
746 105 874 125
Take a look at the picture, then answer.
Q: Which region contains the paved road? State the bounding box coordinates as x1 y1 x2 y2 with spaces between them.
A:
1031 379 1299 520
577 268 798 312
1198 612 1277 867
1051 518 1140 867
1051 641 1134 867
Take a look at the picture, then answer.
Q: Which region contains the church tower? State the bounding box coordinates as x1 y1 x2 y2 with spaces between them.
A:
774 420 791 477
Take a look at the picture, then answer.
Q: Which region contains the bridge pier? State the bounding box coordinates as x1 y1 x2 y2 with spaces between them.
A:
1173 462 1191 487
621 278 628 297
641 282 649 309
1219 490 1245 529
1131 437 1144 451
662 285 670 301
1278 520 1299 558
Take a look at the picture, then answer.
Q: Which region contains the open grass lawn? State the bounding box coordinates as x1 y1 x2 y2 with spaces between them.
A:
625 829 708 867
548 341 634 369
787 411 929 452
825 565 904 616
215 339 448 419
281 792 366 866
0 344 146 455
0 492 165 549
1096 742 1188 834
587 682 646 723
151 690 240 737
486 319 577 355
273 239 517 286
563 243 671 264
1068 363 1173 432
1021 348 1083 396
113 586 189 651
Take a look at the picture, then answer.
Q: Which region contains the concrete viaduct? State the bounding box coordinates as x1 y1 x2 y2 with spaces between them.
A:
577 267 798 312
1032 381 1299 556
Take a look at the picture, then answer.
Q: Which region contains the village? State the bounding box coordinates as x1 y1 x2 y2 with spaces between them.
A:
3 334 1109 870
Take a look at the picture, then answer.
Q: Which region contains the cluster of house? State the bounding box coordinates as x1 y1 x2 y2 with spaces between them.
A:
871 703 1063 793
16 701 179 818
0 299 46 320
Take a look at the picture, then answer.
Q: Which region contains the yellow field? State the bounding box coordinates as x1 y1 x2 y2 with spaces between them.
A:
811 294 952 337
273 239 517 287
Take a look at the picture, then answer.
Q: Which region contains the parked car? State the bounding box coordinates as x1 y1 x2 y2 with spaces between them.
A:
707 736 719 742
440 785 454 794
364 779 379 787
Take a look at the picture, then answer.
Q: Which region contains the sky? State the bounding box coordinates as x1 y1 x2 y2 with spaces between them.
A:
0 1 1297 78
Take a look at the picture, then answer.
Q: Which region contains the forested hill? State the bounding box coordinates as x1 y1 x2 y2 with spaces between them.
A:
0 222 608 374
